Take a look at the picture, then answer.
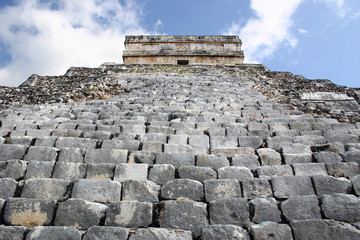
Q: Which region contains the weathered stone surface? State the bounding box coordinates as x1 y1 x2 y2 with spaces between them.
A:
342 150 360 163
256 165 293 179
321 193 360 222
204 179 241 202
249 197 281 223
0 144 27 161
0 160 27 180
282 144 312 164
72 179 121 203
313 151 342 163
238 136 263 149
34 136 57 147
83 226 129 240
26 226 82 240
128 151 155 166
326 162 360 178
52 162 87 180
58 148 84 163
114 163 148 182
251 222 293 240
197 154 229 169
24 146 58 162
351 175 360 196
159 199 208 237
178 165 217 183
242 178 273 199
148 164 175 185
0 226 27 240
25 161 54 179
86 163 114 179
0 178 18 199
232 154 260 170
281 195 321 221
266 136 293 151
105 201 152 228
22 178 71 201
85 149 128 164
156 153 195 169
257 148 282 165
54 199 107 229
312 175 352 195
218 166 253 181
122 180 160 202
4 198 56 226
201 225 250 240
292 163 327 176
129 228 193 240
161 179 203 201
271 176 315 198
55 137 97 149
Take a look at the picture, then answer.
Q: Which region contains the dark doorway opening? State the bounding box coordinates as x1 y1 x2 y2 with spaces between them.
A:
177 60 189 65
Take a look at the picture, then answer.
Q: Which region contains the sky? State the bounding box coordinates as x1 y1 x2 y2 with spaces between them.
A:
0 0 359 87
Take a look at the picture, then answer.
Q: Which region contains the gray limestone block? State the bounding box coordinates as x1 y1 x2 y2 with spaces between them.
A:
51 129 83 138
210 136 238 148
77 124 96 132
178 165 216 183
128 151 155 166
320 193 360 222
292 135 326 146
205 127 225 137
85 149 128 164
25 161 54 179
268 122 290 131
312 142 346 154
313 175 352 195
148 164 175 185
282 144 312 164
325 133 359 144
346 143 360 151
266 136 293 151
169 122 195 132
121 124 146 135
217 166 253 181
86 163 115 180
204 179 241 202
209 198 250 228
168 134 188 145
274 129 300 137
147 126 175 134
197 154 229 170
97 125 121 134
156 153 195 169
164 144 194 154
102 139 139 151
4 198 56 226
351 175 360 196
0 178 18 199
189 135 209 148
114 163 148 182
256 148 282 166
6 136 34 145
83 130 111 140
256 165 293 180
271 176 315 199
72 179 121 203
159 199 208 237
238 136 263 149
326 162 360 178
0 160 27 180
141 141 163 152
0 144 27 161
105 201 153 228
313 151 343 163
77 112 98 121
247 122 269 132
281 195 321 221
0 197 5 211
342 150 360 163
251 222 293 240
292 163 327 176
55 137 97 149
34 136 57 147
0 226 27 240
58 148 84 163
232 154 260 170
289 122 312 131
201 225 250 240
140 133 167 143
161 179 203 201
54 199 107 229
21 178 71 201
242 178 273 199
83 226 129 240
52 162 87 180
210 147 255 157
129 228 193 240
249 197 281 223
122 180 160 202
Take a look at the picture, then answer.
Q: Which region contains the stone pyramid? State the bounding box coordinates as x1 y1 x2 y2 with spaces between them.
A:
0 64 360 239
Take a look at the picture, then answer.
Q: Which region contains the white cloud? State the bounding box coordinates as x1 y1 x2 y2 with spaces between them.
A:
298 28 308 34
0 0 149 87
154 19 163 32
314 0 345 18
223 0 304 63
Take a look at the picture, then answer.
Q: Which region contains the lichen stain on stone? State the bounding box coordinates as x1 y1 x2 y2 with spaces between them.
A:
9 202 48 227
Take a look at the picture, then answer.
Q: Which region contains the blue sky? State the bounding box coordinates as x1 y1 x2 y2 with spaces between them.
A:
0 0 359 87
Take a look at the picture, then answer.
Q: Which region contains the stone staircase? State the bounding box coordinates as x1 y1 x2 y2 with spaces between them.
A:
0 70 360 239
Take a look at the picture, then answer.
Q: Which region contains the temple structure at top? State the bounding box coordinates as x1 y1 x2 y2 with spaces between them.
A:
122 35 244 66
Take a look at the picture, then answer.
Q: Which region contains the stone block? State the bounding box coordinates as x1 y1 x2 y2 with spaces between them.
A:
129 228 192 240
4 198 56 226
320 193 360 222
58 148 84 163
128 151 156 166
189 135 209 148
204 179 241 202
122 180 160 202
72 179 121 203
121 124 146 135
97 125 121 134
282 144 312 164
326 133 359 144
141 141 163 152
34 136 57 147
197 154 229 170
83 226 129 240
159 199 208 237
271 176 315 198
313 175 352 195
342 150 360 163
83 130 111 140
54 199 107 229
178 165 217 183
209 198 250 228
313 151 342 163
140 133 167 143
156 153 195 169
85 149 128 164
102 139 139 151
292 163 327 176
256 148 282 166
25 161 54 179
86 163 114 179
148 164 175 185
6 136 34 145
249 197 281 223
52 129 83 137
22 178 71 201
161 179 203 201
55 137 97 149
105 201 152 228
293 135 326 146
0 144 27 161
242 178 273 199
52 162 87 180
0 226 27 240
217 166 253 181
281 195 321 221
326 162 360 178
0 160 27 180
256 165 293 179
201 225 250 240
289 122 312 131
266 136 293 151
114 163 148 182
0 178 17 199
77 124 96 132
238 136 263 149
168 134 188 145
210 147 255 157
351 175 360 196
26 226 81 240
251 222 293 240
164 144 194 154
210 136 238 148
